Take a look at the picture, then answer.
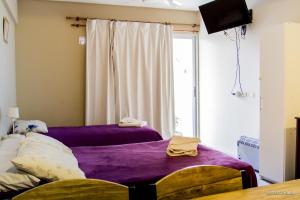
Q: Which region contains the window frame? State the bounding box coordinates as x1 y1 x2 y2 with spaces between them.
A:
173 33 200 138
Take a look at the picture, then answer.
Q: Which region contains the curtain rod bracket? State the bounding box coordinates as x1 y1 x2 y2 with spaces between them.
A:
71 24 85 27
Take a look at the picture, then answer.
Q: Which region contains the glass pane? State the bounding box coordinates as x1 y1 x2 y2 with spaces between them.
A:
173 37 195 137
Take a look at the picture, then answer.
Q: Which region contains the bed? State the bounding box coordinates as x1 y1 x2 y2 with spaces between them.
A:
72 140 257 186
47 124 163 147
72 140 257 199
0 139 257 199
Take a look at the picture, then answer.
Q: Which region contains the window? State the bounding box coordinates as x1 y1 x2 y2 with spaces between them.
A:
173 34 199 138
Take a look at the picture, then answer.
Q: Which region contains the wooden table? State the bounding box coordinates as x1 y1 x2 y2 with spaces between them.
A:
192 179 300 200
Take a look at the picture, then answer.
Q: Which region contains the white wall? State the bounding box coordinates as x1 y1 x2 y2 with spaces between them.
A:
259 23 300 182
259 24 285 182
0 0 17 135
199 0 300 156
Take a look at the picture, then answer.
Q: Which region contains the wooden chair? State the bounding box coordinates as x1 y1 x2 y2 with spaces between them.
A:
151 165 249 200
13 179 133 200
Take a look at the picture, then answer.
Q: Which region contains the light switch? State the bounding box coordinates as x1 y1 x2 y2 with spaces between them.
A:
79 36 86 45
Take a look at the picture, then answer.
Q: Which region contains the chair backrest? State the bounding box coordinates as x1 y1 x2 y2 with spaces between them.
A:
154 165 244 200
13 179 130 200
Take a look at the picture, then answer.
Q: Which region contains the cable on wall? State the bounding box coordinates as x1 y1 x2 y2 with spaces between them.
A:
224 25 247 97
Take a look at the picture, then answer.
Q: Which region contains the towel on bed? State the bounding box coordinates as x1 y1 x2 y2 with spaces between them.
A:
118 118 147 128
167 136 200 157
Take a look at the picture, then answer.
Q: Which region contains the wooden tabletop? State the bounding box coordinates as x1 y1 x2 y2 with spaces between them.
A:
192 179 300 200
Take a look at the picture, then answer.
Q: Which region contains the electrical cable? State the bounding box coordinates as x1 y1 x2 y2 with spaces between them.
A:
230 27 244 95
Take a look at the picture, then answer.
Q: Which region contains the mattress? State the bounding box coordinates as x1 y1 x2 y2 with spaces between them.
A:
72 140 257 187
47 124 162 147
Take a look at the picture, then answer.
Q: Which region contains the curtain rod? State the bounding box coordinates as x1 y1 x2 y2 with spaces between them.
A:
71 23 199 33
66 16 200 28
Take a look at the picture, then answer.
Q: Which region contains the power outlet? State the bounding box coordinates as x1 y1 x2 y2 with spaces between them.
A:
232 91 248 98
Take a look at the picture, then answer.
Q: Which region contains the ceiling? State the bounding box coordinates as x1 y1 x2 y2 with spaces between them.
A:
50 0 268 11
51 0 213 11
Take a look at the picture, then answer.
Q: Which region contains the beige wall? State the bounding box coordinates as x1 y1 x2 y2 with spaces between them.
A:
0 0 17 135
16 0 199 127
284 23 300 128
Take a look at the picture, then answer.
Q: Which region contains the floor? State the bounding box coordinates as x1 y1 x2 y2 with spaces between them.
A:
256 172 272 186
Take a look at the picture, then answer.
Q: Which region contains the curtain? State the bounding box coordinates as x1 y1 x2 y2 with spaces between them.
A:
86 20 175 138
86 20 116 124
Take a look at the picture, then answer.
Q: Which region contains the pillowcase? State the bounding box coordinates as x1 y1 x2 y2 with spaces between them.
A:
0 135 25 172
0 134 40 192
26 132 72 154
14 120 48 134
12 136 86 181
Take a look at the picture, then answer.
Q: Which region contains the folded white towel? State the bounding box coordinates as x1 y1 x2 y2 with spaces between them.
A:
118 117 147 128
167 136 200 157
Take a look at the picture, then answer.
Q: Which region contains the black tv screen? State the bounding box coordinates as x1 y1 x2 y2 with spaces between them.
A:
199 0 252 34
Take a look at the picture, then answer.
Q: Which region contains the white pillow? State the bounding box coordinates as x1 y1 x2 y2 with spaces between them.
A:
14 120 48 134
12 137 86 181
0 134 40 192
26 132 72 154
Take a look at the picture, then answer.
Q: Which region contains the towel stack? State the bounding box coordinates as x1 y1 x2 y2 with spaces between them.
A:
118 117 147 128
167 136 200 157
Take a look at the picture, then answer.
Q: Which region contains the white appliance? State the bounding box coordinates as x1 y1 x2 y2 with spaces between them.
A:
237 136 259 172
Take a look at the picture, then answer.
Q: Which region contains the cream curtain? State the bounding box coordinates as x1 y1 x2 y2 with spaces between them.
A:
86 20 116 125
86 20 175 138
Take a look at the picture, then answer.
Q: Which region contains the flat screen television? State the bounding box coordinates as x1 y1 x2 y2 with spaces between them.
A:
199 0 252 34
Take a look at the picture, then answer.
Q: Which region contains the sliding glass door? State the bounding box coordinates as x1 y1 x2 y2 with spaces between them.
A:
173 34 199 138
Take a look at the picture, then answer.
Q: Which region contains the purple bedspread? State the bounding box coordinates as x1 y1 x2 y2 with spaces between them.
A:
47 124 162 147
72 140 257 187
0 140 256 199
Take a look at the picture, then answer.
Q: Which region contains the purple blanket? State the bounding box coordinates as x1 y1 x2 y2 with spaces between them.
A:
72 140 257 187
0 140 256 199
47 124 162 147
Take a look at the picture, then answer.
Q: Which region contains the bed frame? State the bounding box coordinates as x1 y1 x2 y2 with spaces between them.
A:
152 165 248 200
10 166 250 200
12 179 132 200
